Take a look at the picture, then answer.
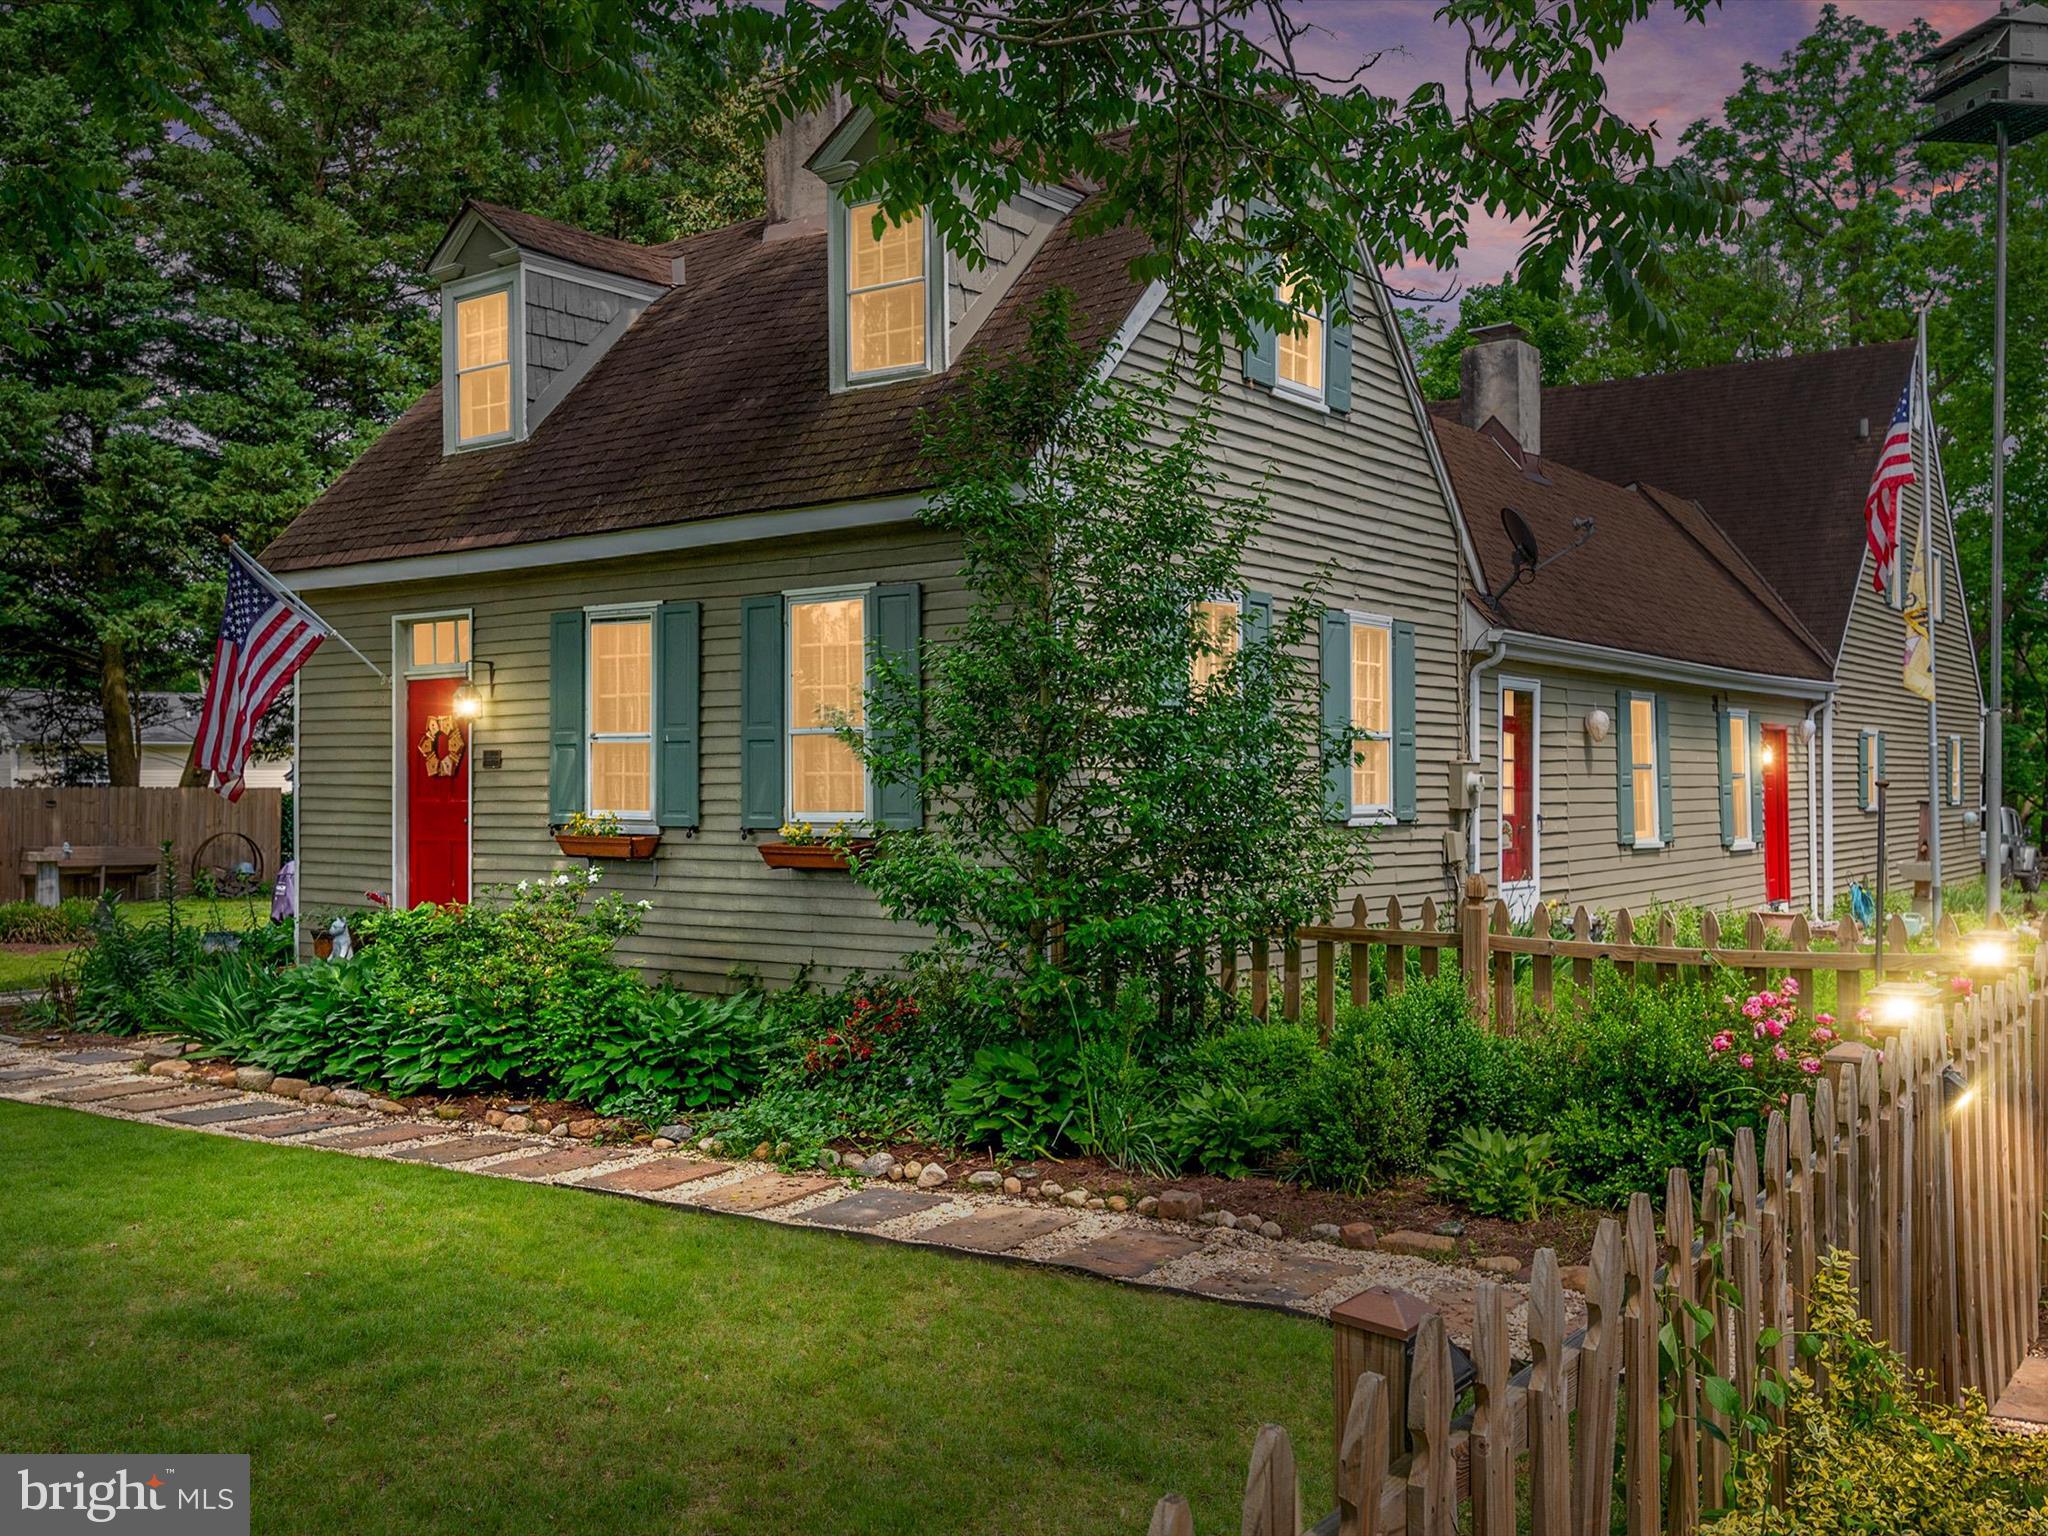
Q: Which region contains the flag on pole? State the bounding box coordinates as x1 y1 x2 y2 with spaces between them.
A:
1902 341 1936 702
1903 558 1935 701
1864 378 1917 598
193 545 326 801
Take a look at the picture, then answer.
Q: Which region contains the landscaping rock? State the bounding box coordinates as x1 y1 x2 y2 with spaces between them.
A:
139 1043 186 1066
500 1114 530 1134
887 1165 905 1181
650 1137 676 1150
1476 1256 1522 1277
904 1160 924 1180
234 1067 275 1092
328 1089 370 1107
568 1119 600 1139
483 1110 506 1127
1087 1197 1106 1212
967 1170 1003 1189
656 1124 687 1142
1106 1195 1127 1213
1260 1221 1283 1239
269 1077 310 1098
1309 1223 1343 1244
550 1122 574 1138
1154 1189 1203 1222
1239 1210 1263 1231
697 1136 718 1152
1136 1196 1159 1216
817 1149 842 1169
505 1104 532 1115
1214 1212 1239 1229
1196 1211 1221 1227
148 1060 192 1079
1061 1189 1090 1209
1338 1223 1379 1251
917 1163 950 1190
1381 1229 1456 1257
434 1104 465 1120
856 1153 897 1179
1002 1176 1023 1196
300 1085 331 1104
1040 1181 1063 1200
754 1142 773 1161
1560 1265 1592 1294
367 1098 407 1116
1433 1220 1467 1239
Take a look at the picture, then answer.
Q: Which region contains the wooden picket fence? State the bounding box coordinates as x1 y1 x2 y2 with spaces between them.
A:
1222 876 2036 1036
1158 934 2048 1534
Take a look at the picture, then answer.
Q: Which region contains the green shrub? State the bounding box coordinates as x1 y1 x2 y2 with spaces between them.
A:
1292 1010 1424 1191
0 898 94 944
552 987 767 1118
1366 975 1532 1143
944 1038 1077 1156
1166 1081 1289 1178
1424 1124 1566 1220
1179 1019 1321 1100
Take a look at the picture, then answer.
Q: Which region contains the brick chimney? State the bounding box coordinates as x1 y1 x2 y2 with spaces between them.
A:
1459 322 1542 457
763 89 851 240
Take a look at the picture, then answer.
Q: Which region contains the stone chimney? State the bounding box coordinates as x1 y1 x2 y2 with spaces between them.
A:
763 89 851 240
1459 322 1542 457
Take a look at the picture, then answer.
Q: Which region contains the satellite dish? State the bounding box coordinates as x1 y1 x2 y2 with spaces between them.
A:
1502 506 1541 573
1480 505 1597 618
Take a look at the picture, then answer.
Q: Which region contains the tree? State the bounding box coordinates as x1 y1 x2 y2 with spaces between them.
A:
851 297 1362 1032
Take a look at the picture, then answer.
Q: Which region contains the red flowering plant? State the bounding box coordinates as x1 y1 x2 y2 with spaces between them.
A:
801 986 920 1078
1706 975 1847 1121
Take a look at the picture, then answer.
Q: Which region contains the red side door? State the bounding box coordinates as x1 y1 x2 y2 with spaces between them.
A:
407 676 470 907
1762 724 1791 905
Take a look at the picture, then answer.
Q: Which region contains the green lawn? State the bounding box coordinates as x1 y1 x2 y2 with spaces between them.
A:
0 895 269 992
0 1103 1333 1534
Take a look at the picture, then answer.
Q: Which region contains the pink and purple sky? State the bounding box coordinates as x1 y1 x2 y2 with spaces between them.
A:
1304 0 1997 304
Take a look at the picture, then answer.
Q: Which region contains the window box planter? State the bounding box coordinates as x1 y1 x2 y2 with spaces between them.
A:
553 832 662 861
756 839 875 872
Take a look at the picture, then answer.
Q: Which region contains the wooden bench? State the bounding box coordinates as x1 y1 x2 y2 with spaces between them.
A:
18 844 159 905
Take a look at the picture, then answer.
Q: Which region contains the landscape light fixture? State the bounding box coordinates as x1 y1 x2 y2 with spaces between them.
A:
1867 979 1940 1035
1943 1061 1975 1114
1918 2 2048 916
1966 929 2015 973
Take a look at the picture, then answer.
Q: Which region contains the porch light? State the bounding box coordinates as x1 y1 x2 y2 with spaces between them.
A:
1760 742 1777 769
1967 930 2015 973
452 683 484 720
1868 979 1939 1034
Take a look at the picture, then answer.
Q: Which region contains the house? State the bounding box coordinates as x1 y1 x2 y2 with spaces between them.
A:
0 691 293 791
1435 326 1983 920
259 103 1478 988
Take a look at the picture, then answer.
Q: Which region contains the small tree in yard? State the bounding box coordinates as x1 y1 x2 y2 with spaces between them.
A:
853 295 1364 1033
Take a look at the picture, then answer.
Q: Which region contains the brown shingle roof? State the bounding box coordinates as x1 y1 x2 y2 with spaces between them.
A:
462 200 683 288
1433 417 1833 681
263 206 1151 573
1535 341 1919 655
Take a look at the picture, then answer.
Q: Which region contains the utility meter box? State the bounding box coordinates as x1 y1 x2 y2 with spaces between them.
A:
1446 759 1483 813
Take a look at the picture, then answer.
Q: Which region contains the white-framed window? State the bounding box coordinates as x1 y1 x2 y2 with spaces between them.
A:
441 269 523 452
1629 694 1661 846
1349 614 1392 818
846 201 929 380
1947 733 1964 807
1192 598 1241 693
587 608 654 820
1275 276 1324 399
1726 707 1753 849
787 590 868 823
407 616 471 674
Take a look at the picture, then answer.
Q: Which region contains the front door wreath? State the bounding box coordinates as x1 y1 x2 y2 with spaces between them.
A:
417 714 465 777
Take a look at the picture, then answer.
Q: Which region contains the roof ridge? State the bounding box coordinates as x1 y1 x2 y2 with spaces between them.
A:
1539 337 1918 401
1633 484 1836 672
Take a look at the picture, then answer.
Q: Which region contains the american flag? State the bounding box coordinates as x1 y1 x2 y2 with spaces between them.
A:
1864 378 1918 597
193 546 325 801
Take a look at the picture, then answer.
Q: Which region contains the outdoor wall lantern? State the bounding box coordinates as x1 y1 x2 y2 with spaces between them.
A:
1584 707 1611 744
452 660 497 721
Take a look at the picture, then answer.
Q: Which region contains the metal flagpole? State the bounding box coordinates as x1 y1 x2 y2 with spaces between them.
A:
1919 312 1941 926
226 539 386 682
1987 120 2009 915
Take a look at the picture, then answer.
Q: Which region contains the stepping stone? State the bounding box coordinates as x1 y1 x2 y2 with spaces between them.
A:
58 1049 137 1064
486 1146 630 1179
231 1111 373 1139
160 1101 287 1127
921 1207 1077 1254
385 1134 536 1165
303 1122 438 1149
579 1159 728 1194
1187 1255 1360 1305
119 1087 238 1113
0 1066 60 1082
803 1186 949 1230
694 1173 837 1213
47 1078 165 1103
1054 1230 1203 1279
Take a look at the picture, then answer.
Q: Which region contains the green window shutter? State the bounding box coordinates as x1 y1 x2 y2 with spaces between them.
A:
1320 610 1351 821
1614 688 1636 848
867 582 922 829
654 601 700 829
1325 306 1353 413
547 610 585 824
1655 696 1674 846
1748 713 1765 849
1716 707 1735 849
1243 199 1278 388
1239 591 1273 648
739 595 784 830
1392 619 1416 822
1857 732 1872 812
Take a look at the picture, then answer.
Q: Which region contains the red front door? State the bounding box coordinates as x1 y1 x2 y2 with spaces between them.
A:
1762 724 1791 905
1502 686 1535 885
407 676 470 907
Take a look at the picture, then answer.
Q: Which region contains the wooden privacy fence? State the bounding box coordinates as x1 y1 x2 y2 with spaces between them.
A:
1222 875 2037 1035
0 786 281 904
1154 941 2048 1535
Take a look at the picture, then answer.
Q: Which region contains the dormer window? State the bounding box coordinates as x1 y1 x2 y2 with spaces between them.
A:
828 196 943 390
1276 277 1324 399
440 269 525 452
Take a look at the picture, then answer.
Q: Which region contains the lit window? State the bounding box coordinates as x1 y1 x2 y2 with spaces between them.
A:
1351 618 1391 813
455 289 512 442
588 617 652 818
1948 735 1964 806
1192 600 1240 692
1631 695 1660 844
1728 710 1751 846
847 203 927 377
789 595 866 822
1862 731 1881 811
409 617 470 670
1276 277 1323 396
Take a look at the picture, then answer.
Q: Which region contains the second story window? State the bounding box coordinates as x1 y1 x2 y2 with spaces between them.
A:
1276 277 1324 398
455 288 513 443
848 202 927 378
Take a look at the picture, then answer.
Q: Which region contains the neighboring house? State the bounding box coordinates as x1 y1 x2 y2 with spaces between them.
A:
261 103 1477 988
1433 328 1982 920
0 692 294 791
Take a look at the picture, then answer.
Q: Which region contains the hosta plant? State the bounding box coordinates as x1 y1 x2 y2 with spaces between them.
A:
1425 1124 1567 1221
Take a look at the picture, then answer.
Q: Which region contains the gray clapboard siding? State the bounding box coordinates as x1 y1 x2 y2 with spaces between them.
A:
1472 666 1816 914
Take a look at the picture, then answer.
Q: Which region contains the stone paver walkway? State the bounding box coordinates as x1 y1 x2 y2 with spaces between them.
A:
0 1035 1569 1351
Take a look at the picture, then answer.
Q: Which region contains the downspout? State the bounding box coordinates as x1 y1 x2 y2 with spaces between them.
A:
1468 635 1508 876
1821 695 1837 915
1805 699 1824 920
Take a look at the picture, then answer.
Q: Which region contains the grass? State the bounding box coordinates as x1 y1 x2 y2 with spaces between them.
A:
0 895 268 993
0 1103 1333 1534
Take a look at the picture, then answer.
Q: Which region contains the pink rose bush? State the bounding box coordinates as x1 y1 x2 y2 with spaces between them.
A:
1708 976 1839 1097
